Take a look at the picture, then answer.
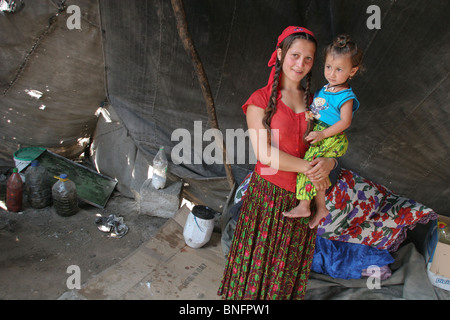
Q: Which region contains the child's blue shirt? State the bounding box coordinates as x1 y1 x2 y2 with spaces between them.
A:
310 85 360 126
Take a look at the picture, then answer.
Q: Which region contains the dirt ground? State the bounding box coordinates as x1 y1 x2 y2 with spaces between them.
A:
0 175 168 300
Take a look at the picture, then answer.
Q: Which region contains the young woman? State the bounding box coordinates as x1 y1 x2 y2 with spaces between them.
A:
218 26 337 300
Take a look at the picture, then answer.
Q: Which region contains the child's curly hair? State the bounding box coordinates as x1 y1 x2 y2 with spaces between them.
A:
325 34 365 75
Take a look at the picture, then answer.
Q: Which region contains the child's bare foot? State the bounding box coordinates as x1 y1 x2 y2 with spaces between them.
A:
308 207 329 229
283 201 311 218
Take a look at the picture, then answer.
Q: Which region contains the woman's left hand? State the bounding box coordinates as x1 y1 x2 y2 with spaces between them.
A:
305 157 336 190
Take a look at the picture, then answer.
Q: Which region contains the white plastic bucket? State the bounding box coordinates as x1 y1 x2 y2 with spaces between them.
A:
183 205 215 249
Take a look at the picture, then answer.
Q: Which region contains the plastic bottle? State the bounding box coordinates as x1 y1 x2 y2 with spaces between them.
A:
152 146 168 189
438 222 450 245
25 160 52 209
6 168 23 212
52 174 79 217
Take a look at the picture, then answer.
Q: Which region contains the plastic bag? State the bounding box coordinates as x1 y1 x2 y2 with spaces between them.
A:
152 146 168 189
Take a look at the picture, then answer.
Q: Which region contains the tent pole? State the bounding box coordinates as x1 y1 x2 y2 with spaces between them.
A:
171 0 235 189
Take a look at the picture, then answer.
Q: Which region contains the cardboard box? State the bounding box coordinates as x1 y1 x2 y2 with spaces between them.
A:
425 215 450 291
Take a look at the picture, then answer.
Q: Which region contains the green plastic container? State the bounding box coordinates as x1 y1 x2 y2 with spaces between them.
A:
13 147 46 172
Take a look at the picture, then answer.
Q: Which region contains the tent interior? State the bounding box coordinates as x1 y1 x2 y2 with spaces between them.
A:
0 0 449 300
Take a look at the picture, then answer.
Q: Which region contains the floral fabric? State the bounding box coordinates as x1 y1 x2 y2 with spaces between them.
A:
319 169 438 251
218 172 317 300
234 172 252 204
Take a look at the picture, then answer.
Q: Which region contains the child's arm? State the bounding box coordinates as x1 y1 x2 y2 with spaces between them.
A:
306 99 354 144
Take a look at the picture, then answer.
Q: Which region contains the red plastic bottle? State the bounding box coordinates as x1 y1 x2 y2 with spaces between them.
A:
6 168 23 212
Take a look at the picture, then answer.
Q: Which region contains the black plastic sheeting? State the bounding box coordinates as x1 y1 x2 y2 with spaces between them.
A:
0 0 105 159
1 0 449 215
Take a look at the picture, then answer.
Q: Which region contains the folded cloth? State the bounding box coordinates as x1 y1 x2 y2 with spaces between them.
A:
312 236 394 279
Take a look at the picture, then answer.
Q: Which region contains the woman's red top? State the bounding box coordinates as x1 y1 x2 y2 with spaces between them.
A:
242 83 309 193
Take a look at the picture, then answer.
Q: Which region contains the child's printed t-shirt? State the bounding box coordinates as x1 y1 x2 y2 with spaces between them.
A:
310 85 360 126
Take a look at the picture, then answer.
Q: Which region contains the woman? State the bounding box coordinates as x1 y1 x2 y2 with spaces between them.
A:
218 26 337 300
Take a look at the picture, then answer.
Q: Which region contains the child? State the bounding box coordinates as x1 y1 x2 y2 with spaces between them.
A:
283 34 364 229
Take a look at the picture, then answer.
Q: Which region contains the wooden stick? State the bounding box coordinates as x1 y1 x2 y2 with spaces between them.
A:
170 0 235 189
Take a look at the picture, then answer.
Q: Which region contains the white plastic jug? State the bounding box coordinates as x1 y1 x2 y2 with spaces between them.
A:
183 206 215 248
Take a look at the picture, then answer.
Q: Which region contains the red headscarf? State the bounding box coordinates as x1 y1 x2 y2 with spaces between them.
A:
267 26 316 85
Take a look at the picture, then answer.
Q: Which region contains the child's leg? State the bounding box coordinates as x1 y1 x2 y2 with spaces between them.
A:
284 171 316 218
309 189 329 229
283 199 312 218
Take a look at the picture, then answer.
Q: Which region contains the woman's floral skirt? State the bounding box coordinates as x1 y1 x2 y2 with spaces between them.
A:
217 172 317 300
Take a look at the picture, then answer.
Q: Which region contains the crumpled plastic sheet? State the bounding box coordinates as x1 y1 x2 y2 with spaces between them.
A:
95 214 129 238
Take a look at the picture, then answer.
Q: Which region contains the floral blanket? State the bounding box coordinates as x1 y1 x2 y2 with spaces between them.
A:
319 169 437 252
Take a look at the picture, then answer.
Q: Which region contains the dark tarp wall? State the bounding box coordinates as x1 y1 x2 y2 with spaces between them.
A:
1 0 449 215
0 0 105 159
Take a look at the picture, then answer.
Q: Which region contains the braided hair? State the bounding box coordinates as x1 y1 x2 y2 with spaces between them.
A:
262 32 317 145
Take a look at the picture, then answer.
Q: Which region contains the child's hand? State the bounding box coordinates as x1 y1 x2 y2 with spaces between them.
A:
306 131 325 144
